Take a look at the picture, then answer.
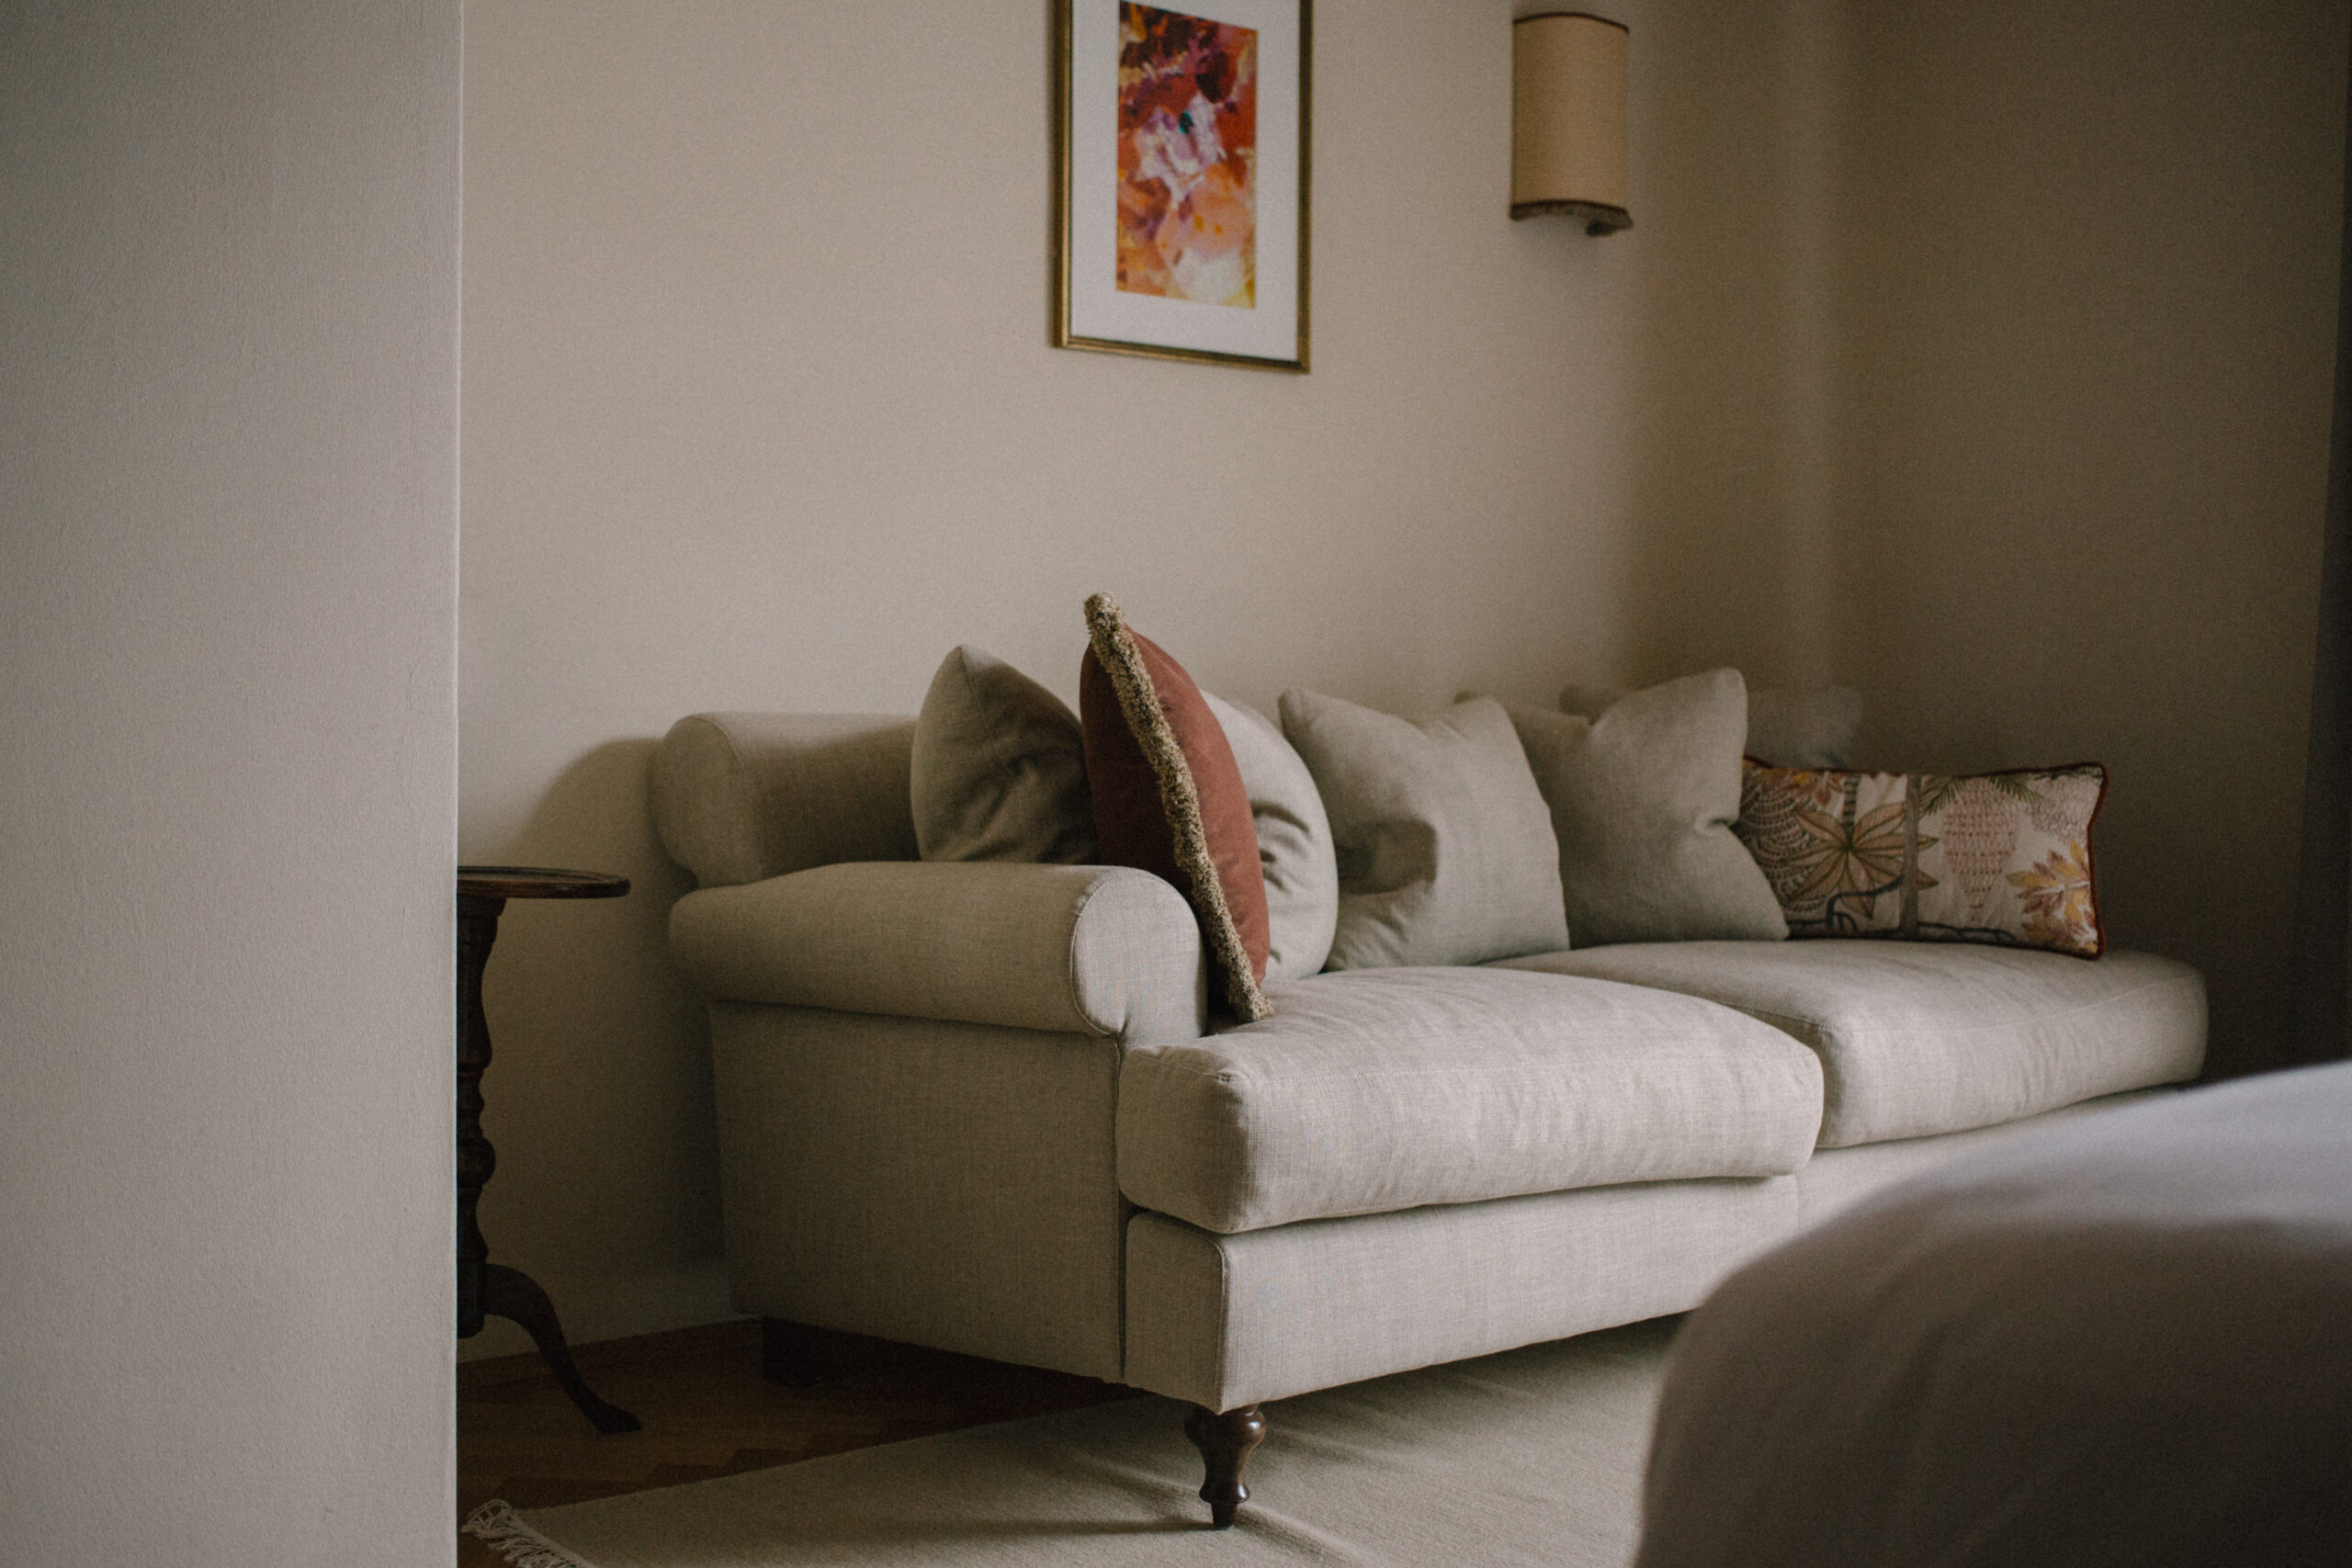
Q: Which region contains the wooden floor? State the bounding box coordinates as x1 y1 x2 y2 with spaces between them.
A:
458 1319 1141 1566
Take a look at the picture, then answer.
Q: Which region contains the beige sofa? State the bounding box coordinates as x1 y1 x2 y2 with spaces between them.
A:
650 711 2209 1528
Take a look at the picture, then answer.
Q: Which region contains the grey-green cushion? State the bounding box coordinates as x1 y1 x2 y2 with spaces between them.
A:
1509 671 1787 947
1279 692 1567 968
910 646 1096 863
651 712 920 888
1206 694 1337 982
1492 942 2206 1147
1562 678 1863 769
1117 965 1825 1234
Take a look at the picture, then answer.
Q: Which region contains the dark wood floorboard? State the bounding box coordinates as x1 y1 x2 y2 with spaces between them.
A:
456 1318 1141 1566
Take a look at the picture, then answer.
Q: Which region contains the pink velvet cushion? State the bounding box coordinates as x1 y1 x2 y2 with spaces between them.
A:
1079 594 1272 1021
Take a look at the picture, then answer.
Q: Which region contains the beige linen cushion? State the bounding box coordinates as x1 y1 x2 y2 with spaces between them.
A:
1278 692 1568 968
910 646 1096 863
1117 965 1825 1233
1206 694 1338 982
1494 941 2206 1147
1507 671 1787 947
1562 677 1864 769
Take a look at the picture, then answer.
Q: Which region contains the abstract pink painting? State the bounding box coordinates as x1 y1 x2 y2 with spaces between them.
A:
1115 5 1258 307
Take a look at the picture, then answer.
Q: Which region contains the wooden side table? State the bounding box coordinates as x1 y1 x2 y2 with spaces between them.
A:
458 864 642 1435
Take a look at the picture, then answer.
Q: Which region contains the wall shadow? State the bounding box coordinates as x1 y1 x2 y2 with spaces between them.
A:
1619 0 1840 704
464 737 727 1355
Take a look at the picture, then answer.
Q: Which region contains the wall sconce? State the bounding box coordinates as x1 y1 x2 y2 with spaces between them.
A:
1511 12 1631 235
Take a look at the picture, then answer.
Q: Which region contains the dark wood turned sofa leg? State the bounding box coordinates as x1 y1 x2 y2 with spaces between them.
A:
761 1317 833 1387
1183 1403 1266 1529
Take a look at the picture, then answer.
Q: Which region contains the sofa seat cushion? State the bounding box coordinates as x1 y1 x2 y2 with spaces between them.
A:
1117 966 1825 1235
1491 942 2205 1148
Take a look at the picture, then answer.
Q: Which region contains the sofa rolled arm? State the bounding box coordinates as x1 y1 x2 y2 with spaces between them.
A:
669 860 1208 1043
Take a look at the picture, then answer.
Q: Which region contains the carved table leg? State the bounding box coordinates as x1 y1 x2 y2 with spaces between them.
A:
457 890 640 1436
480 1263 642 1434
456 894 503 1339
1183 1403 1267 1529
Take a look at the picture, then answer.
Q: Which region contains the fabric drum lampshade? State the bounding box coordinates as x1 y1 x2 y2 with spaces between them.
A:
1511 12 1631 235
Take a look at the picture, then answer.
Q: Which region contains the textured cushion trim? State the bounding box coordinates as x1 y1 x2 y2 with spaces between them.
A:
1085 593 1272 1021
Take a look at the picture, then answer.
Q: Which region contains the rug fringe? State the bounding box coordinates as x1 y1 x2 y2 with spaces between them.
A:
461 1500 597 1568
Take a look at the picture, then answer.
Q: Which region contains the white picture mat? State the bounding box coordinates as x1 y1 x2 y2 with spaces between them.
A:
1066 0 1302 364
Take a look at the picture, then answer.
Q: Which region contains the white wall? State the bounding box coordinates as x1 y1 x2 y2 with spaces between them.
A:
458 0 1655 1353
0 5 462 1562
459 0 2344 1353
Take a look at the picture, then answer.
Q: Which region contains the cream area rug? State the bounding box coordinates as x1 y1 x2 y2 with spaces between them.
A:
465 1316 1674 1568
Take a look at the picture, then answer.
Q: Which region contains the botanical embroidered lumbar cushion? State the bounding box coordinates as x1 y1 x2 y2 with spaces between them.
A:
1735 763 2109 956
1080 594 1273 1021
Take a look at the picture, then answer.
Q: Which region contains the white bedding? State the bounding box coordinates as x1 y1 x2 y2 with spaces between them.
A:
1634 1062 2352 1568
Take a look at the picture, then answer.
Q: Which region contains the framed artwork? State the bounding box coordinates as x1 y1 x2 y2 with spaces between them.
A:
1054 0 1311 372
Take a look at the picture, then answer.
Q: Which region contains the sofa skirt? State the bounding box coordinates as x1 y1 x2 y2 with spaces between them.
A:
1123 1090 2161 1411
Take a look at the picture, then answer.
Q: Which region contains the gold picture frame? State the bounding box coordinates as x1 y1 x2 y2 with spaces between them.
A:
1053 0 1311 372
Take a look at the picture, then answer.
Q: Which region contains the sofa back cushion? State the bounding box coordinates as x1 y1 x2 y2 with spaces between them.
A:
1279 691 1567 968
1206 694 1338 982
651 712 921 888
910 645 1099 864
1508 671 1788 947
1562 676 1863 769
